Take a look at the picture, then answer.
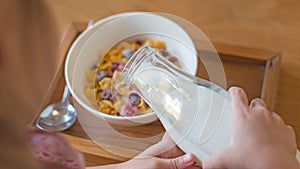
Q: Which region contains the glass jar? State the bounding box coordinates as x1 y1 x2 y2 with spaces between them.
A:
122 46 232 163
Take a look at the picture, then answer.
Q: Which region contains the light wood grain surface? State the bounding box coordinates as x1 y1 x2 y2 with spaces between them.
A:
42 0 300 166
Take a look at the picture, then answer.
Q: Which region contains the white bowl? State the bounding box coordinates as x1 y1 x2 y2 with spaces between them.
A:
65 12 197 126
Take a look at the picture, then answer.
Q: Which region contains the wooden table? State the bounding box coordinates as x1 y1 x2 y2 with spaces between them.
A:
37 22 281 166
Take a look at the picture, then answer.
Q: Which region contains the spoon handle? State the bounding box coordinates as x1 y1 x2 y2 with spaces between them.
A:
86 20 94 29
61 85 70 104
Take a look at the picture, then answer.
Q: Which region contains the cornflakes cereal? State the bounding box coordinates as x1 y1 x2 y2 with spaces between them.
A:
99 77 112 90
116 41 131 51
108 49 123 62
85 69 97 84
98 100 114 114
85 40 181 116
143 40 166 49
137 99 151 115
84 86 97 107
114 99 125 112
98 57 112 70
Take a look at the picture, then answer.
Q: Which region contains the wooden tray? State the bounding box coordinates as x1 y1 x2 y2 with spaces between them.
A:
34 22 281 166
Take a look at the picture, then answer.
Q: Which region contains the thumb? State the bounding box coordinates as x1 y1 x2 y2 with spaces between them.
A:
203 149 232 169
162 153 197 169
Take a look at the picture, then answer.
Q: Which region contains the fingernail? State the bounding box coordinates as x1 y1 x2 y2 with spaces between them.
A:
183 153 193 164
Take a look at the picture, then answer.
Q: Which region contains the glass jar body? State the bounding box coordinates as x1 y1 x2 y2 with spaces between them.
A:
122 46 232 163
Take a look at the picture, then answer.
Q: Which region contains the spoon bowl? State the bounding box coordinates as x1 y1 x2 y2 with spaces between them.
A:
36 85 77 131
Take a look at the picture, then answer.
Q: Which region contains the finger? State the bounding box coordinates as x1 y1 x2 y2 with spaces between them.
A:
162 153 197 169
287 125 296 134
286 125 297 143
228 87 249 118
228 87 249 108
138 133 177 157
161 132 175 146
203 149 232 169
250 98 266 108
249 98 272 119
271 112 284 124
158 133 184 158
286 126 298 154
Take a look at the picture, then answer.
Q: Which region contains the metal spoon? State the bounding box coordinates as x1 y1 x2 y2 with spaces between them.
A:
36 85 77 131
